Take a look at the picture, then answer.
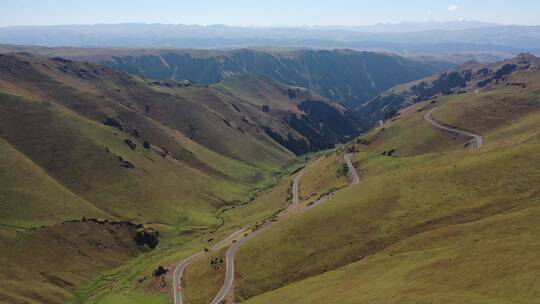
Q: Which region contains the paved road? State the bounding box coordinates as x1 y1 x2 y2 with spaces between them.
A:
211 228 246 251
173 228 246 304
424 109 484 148
344 153 360 185
210 222 272 304
173 251 202 304
292 170 305 207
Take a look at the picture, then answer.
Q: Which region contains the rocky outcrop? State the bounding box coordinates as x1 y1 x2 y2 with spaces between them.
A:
63 218 159 250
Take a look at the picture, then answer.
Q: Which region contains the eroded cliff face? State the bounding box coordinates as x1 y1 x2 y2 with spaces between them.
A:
102 49 443 108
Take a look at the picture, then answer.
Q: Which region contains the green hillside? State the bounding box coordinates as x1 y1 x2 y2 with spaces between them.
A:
2 49 539 304
0 136 106 229
229 62 540 303
0 53 358 303
0 220 152 304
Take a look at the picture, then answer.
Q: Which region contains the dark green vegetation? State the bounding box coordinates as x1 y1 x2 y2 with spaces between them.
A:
229 55 540 303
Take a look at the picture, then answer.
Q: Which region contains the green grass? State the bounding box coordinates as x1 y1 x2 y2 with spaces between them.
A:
68 158 312 304
432 69 540 135
220 158 310 229
90 70 540 304
244 204 540 304
174 154 322 304
93 293 169 304
298 152 350 204
231 71 540 302
0 92 242 227
0 54 297 303
0 221 144 304
0 137 106 228
3 53 539 304
236 141 540 302
361 102 470 156
74 223 214 304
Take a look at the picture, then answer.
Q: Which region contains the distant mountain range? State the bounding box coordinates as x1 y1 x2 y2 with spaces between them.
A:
309 20 502 33
0 22 539 56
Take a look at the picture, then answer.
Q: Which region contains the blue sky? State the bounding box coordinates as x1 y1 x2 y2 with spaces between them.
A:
0 0 538 27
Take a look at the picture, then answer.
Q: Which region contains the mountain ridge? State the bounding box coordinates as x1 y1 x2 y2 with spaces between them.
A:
354 52 540 130
0 47 449 108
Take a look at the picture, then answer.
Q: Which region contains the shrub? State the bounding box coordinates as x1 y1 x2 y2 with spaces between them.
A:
286 88 297 99
494 64 517 79
124 139 137 150
153 266 167 277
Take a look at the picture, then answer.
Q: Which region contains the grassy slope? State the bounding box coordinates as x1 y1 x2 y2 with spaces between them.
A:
0 92 237 227
0 137 106 228
0 221 142 304
183 248 227 304
233 69 540 303
433 69 540 135
0 54 302 221
0 54 302 303
132 83 293 169
216 75 304 111
360 102 470 156
220 177 292 230
244 204 540 304
82 166 305 304
298 153 350 204
179 160 310 304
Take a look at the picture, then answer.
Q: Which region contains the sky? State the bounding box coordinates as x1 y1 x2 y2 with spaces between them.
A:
0 0 539 27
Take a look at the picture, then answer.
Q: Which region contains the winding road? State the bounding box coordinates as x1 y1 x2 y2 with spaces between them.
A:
292 170 305 207
424 109 484 148
344 153 360 185
173 155 359 304
209 221 273 304
173 229 245 304
173 251 202 304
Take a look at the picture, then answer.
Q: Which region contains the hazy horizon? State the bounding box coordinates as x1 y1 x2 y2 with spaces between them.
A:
1 0 539 28
0 19 540 29
0 20 535 29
